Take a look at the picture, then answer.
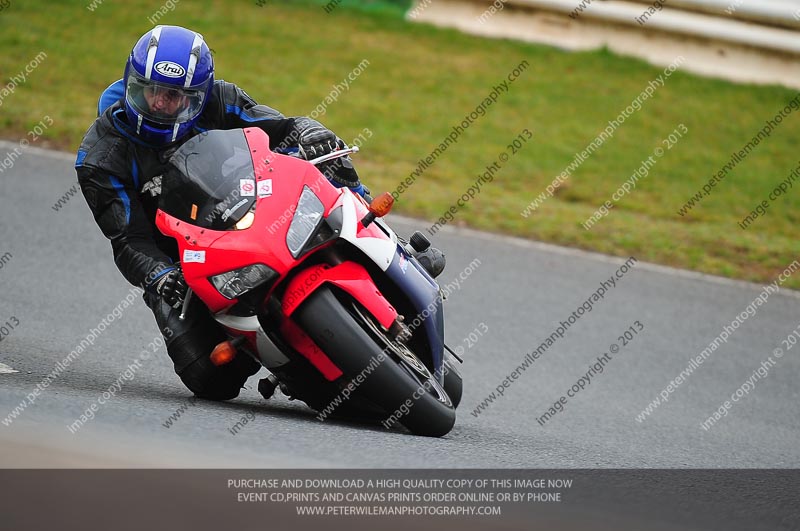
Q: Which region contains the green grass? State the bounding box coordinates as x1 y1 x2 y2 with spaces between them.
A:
296 0 411 16
1 0 798 288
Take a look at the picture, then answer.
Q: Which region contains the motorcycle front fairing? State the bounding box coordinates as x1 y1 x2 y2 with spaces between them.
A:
156 128 342 313
155 128 408 382
383 244 446 383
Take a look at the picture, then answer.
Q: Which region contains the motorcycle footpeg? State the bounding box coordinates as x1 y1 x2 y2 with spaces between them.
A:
258 374 280 400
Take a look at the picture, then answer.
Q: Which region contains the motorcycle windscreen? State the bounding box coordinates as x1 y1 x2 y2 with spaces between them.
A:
160 129 257 231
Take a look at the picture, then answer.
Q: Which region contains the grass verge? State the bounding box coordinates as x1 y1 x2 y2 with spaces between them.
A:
1 0 797 288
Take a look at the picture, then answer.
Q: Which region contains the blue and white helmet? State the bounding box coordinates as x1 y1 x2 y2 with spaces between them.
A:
123 25 214 146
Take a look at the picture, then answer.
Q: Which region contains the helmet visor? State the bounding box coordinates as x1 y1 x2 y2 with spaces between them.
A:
126 73 208 126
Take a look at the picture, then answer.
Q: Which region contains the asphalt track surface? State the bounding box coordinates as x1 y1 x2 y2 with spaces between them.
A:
0 143 798 530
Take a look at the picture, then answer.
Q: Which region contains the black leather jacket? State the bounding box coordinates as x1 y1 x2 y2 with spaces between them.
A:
76 80 343 291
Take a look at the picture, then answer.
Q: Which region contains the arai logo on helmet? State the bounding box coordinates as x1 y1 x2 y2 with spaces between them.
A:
154 61 186 78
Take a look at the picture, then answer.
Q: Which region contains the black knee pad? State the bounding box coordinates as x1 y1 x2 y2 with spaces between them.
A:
178 350 261 401
150 293 261 401
163 314 227 374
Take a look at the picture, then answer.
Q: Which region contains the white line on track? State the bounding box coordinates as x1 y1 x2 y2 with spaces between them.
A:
0 362 19 374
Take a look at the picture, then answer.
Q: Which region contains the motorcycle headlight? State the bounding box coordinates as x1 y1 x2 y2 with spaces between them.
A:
286 185 325 258
234 211 255 230
210 264 278 300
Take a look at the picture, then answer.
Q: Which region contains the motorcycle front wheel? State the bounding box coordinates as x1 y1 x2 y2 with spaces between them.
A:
295 286 456 437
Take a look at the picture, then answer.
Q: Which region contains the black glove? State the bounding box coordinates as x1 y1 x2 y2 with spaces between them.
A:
298 122 337 160
154 268 188 309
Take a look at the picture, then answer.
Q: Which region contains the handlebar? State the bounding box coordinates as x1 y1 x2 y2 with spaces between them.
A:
275 146 359 166
308 146 359 166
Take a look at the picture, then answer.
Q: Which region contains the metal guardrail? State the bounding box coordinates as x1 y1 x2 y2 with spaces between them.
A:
488 0 800 55
623 0 800 29
407 0 800 87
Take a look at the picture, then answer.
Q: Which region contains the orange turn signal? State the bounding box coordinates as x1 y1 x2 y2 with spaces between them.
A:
368 192 394 218
210 341 237 366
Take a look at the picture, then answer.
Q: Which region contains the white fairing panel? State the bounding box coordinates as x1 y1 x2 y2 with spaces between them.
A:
338 192 397 271
214 314 290 369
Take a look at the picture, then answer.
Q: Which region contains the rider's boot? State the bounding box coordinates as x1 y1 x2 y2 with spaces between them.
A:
403 232 446 278
414 247 446 278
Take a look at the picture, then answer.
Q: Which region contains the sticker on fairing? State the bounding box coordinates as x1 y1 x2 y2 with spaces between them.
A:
183 250 206 263
257 179 273 198
222 198 249 222
240 179 255 197
399 254 409 274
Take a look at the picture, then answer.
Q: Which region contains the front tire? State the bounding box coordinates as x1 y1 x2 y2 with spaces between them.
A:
443 354 463 409
295 286 456 437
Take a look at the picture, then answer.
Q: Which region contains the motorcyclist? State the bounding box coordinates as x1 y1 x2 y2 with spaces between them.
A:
75 25 445 401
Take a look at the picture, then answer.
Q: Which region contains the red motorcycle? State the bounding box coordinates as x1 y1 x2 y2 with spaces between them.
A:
155 127 462 436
